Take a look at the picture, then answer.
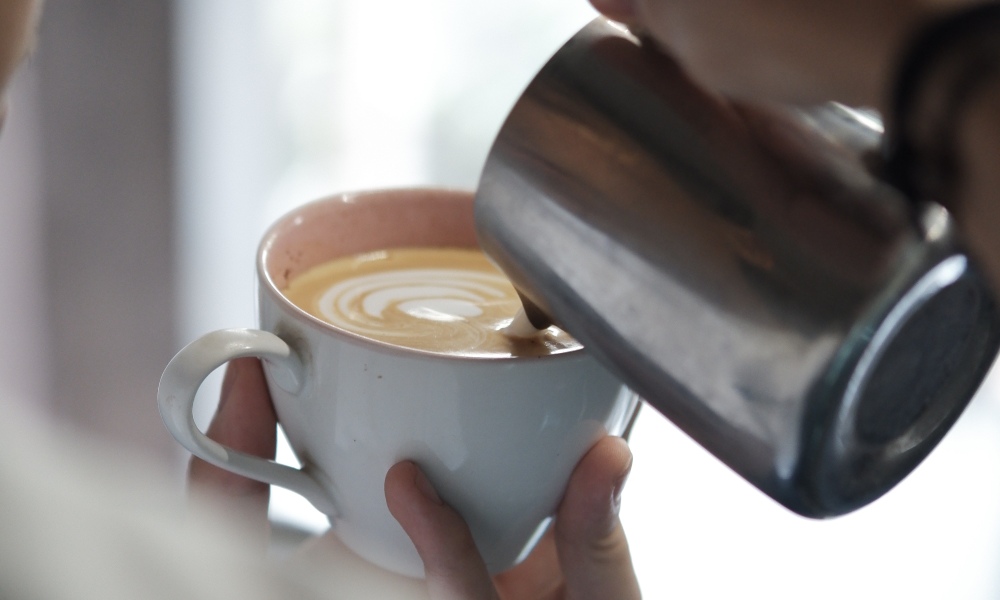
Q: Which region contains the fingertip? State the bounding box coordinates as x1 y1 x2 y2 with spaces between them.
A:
384 461 470 553
385 461 445 516
564 436 632 518
384 460 423 518
600 435 635 479
559 436 633 531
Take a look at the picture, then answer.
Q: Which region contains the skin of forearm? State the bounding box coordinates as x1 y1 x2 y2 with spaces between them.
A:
632 0 989 112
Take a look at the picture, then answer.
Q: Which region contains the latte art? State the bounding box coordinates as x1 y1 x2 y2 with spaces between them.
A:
318 267 510 347
282 248 579 357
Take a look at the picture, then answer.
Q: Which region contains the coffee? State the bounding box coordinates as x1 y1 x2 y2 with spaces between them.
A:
161 189 639 577
282 247 579 358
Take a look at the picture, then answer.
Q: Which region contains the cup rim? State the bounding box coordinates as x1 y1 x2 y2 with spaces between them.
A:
257 186 589 363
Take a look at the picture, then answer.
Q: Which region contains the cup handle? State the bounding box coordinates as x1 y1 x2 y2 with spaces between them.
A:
157 328 338 516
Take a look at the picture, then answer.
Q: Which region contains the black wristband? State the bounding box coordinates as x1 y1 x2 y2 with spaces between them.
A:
883 3 1000 210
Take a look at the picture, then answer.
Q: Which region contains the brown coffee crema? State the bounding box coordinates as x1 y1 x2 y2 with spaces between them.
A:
281 247 579 358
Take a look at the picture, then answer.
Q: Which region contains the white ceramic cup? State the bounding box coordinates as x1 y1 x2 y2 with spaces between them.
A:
157 188 639 577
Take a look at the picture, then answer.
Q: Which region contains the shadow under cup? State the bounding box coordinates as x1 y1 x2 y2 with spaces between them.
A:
257 188 639 577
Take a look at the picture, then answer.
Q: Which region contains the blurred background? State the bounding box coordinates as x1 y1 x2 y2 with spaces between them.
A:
1 1 999 597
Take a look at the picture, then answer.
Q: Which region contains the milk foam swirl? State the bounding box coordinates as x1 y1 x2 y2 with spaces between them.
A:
282 248 579 357
317 268 511 350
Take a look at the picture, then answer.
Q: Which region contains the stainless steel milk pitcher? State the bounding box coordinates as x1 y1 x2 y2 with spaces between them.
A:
474 18 1000 517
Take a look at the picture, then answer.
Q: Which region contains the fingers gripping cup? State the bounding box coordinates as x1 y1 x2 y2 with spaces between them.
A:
157 188 639 577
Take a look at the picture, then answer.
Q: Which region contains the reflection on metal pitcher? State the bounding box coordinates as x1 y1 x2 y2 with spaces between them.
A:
475 17 1000 517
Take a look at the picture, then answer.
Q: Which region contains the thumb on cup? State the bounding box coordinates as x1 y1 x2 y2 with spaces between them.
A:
553 435 641 600
384 461 499 600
